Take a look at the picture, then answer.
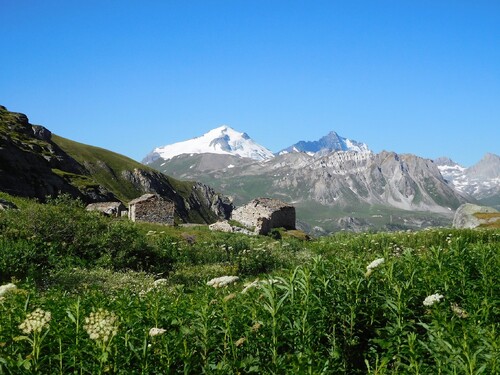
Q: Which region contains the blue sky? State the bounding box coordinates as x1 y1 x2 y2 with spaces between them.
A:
1 1 499 166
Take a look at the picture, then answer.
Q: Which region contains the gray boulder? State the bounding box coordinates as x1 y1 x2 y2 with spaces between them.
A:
453 203 499 229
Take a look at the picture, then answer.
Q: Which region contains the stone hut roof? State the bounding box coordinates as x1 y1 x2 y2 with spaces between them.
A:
128 193 158 205
249 198 292 209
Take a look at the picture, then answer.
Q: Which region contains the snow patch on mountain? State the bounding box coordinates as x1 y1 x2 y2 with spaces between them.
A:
143 126 274 163
435 154 500 200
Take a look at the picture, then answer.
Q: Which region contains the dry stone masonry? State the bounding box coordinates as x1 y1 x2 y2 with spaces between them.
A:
128 194 175 225
231 197 295 235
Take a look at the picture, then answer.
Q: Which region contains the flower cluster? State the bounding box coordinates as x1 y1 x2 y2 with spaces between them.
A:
241 279 260 294
206 276 239 288
451 303 468 318
149 327 167 337
0 283 17 297
223 293 237 302
241 278 281 293
153 278 168 287
235 337 246 347
83 309 119 343
365 258 385 277
19 308 51 334
423 293 444 307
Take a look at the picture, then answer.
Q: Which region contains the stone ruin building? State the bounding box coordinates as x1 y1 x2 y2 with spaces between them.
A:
128 193 175 225
231 197 296 235
86 202 127 217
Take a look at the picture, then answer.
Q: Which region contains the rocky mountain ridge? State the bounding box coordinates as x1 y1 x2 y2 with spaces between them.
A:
278 131 370 155
149 148 474 232
143 126 370 164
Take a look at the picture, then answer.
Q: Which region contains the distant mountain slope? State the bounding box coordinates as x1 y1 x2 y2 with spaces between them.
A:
279 131 370 155
0 105 231 224
143 125 274 164
149 149 472 232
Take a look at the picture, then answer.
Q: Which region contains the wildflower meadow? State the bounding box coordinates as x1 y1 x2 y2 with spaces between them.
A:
0 195 499 374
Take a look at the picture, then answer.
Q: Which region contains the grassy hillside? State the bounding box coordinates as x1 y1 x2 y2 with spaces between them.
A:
0 196 498 373
52 134 194 204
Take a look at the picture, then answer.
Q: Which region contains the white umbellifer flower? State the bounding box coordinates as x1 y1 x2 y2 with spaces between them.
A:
366 258 385 271
241 278 282 293
260 278 280 285
19 308 51 334
0 283 17 297
149 327 167 337
83 309 119 343
206 276 239 288
365 258 385 277
450 303 468 318
423 293 444 307
241 279 260 294
153 279 168 287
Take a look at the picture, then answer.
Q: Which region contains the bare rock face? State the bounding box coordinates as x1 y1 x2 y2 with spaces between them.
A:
31 125 52 141
0 198 17 210
231 198 295 235
453 203 499 228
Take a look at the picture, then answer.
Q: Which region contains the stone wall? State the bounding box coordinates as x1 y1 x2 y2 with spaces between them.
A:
231 198 295 235
129 194 175 225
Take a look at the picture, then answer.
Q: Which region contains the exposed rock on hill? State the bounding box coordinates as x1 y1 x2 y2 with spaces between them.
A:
0 198 17 210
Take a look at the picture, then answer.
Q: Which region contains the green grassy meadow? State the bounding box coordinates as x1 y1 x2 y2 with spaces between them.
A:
0 193 499 374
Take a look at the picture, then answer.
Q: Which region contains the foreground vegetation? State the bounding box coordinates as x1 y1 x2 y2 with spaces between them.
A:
0 194 499 374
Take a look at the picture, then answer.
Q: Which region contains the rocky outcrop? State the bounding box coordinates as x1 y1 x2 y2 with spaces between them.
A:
0 105 113 202
453 203 500 229
31 125 52 141
0 198 17 210
191 182 233 219
231 198 295 235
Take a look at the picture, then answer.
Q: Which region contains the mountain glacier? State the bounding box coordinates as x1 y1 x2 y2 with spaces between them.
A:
143 126 275 164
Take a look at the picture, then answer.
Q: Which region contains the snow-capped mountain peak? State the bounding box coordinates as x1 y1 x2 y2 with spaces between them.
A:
278 131 370 156
143 125 275 164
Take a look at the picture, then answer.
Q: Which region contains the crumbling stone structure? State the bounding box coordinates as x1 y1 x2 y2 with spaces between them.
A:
128 194 175 225
86 202 127 217
231 197 296 235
